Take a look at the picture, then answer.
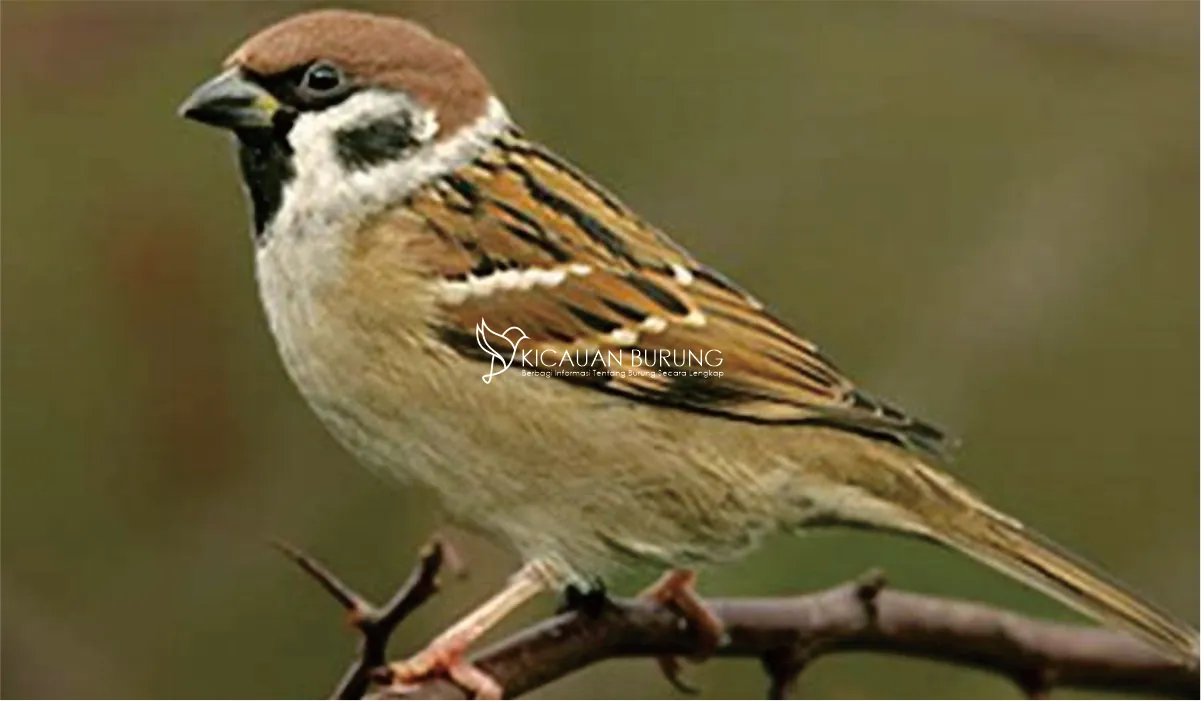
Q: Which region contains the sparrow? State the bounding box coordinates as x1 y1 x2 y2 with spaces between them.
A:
180 9 1198 697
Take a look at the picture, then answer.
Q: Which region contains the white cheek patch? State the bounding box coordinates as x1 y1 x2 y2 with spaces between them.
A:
267 93 511 243
285 92 430 197
410 109 439 143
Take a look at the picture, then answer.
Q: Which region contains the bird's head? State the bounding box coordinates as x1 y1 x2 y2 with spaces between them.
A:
178 10 508 240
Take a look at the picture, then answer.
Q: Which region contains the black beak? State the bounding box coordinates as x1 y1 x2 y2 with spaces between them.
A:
178 69 280 130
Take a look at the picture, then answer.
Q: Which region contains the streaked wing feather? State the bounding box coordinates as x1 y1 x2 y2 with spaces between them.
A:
408 130 952 457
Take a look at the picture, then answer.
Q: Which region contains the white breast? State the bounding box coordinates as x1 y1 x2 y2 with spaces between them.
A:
254 221 353 410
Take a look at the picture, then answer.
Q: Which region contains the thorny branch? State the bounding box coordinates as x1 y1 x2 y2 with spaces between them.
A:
279 540 1199 700
275 539 453 699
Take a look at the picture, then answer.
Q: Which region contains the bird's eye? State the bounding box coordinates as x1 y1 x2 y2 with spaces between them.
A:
300 62 344 95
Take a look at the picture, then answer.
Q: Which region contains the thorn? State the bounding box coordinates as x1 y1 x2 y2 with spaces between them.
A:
760 646 811 700
377 539 446 632
854 568 887 624
1015 667 1055 699
416 538 446 574
271 539 370 618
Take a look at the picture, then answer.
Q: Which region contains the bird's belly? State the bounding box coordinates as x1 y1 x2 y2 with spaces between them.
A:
254 244 784 580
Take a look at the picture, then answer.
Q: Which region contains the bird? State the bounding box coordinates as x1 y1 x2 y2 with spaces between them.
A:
179 9 1198 697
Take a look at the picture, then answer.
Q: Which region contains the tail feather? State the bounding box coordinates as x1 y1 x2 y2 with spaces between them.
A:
939 513 1198 663
793 428 1196 663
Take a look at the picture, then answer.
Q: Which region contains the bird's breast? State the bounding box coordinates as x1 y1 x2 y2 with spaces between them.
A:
253 212 453 470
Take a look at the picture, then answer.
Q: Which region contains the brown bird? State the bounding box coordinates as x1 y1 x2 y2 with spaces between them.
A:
180 9 1197 697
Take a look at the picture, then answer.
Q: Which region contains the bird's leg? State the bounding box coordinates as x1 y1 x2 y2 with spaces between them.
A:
384 559 553 699
639 568 725 692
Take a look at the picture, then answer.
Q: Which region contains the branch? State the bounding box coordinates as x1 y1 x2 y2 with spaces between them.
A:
280 543 1198 700
275 539 449 699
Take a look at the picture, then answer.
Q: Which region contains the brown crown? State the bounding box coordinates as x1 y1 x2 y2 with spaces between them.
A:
225 9 493 137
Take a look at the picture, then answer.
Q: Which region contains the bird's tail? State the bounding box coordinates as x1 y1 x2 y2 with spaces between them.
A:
783 428 1197 663
808 432 1198 664
929 496 1198 664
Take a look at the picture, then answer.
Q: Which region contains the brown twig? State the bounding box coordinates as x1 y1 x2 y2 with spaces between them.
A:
275 539 447 699
280 545 1198 700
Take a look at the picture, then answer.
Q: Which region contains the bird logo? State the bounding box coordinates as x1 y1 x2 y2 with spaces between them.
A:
475 319 530 384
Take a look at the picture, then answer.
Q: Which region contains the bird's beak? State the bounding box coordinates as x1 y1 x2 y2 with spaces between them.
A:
178 68 280 130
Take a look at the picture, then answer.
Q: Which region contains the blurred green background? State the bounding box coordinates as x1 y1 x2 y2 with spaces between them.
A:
2 1 1196 698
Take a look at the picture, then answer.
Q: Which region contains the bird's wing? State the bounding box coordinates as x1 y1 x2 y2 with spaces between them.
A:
407 130 951 457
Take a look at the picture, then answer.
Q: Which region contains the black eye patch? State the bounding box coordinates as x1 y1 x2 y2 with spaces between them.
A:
335 114 421 171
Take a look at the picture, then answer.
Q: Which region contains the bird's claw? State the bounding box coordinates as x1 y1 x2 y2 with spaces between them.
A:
382 635 503 700
639 569 726 694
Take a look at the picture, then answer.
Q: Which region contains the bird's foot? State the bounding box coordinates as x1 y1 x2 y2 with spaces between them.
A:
639 568 726 693
383 632 502 700
379 559 551 699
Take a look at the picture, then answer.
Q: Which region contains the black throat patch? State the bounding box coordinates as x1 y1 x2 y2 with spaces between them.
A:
232 110 419 242
235 128 295 242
